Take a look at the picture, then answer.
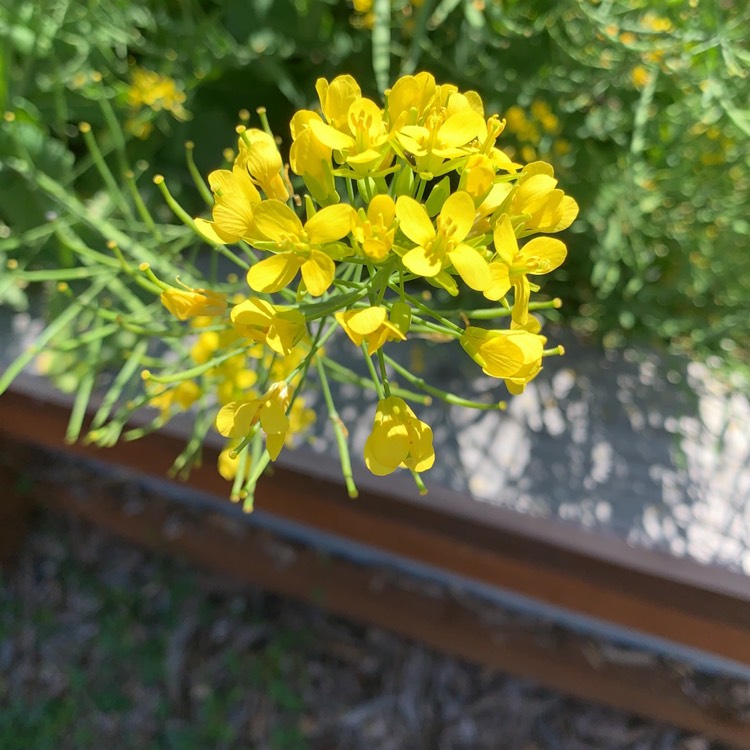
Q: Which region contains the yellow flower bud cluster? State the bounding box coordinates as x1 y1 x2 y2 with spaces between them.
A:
147 71 577 496
125 66 189 138
503 101 569 163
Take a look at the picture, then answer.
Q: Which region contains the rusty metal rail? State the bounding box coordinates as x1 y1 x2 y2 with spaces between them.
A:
2 384 750 744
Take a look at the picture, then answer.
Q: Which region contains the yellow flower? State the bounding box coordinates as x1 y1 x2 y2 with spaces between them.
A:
309 97 390 177
352 194 397 261
127 67 189 121
160 286 227 320
236 129 289 201
631 65 652 89
395 107 486 175
194 166 261 244
335 303 409 355
216 382 292 460
485 214 567 324
512 163 579 235
216 367 258 406
396 192 491 291
316 75 362 132
364 396 435 476
247 199 355 296
290 111 338 206
230 297 306 356
458 153 496 201
460 326 546 393
218 442 253 482
504 106 526 133
148 380 201 419
385 72 438 132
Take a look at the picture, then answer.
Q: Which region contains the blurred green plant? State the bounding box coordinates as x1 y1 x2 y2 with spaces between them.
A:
353 0 750 369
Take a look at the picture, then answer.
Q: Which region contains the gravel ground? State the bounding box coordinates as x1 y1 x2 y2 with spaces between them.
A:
1 499 742 750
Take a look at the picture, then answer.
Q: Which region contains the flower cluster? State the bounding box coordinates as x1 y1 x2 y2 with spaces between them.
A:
125 66 189 138
147 71 577 506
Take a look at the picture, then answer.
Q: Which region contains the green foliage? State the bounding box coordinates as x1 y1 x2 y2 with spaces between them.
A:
365 0 750 365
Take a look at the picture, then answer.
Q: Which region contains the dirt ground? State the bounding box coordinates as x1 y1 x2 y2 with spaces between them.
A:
1 499 739 750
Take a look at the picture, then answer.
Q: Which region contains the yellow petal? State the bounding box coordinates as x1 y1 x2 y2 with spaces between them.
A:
511 276 531 325
289 129 337 206
210 182 260 240
514 173 557 212
520 236 567 274
437 110 485 147
348 98 384 138
475 341 524 378
347 306 387 335
318 74 361 130
247 253 303 293
368 193 396 225
367 422 410 468
259 400 290 435
396 196 435 246
194 218 235 245
483 262 511 301
239 132 282 179
492 214 518 266
266 432 285 461
402 245 442 277
252 200 304 242
290 110 322 140
309 118 355 150
439 191 475 241
335 311 365 347
266 309 306 356
447 243 491 291
300 249 335 296
305 204 355 244
231 297 274 328
216 400 259 438
404 420 435 473
363 444 396 476
550 195 579 232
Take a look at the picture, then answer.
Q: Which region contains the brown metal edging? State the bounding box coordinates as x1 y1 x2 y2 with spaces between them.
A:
10 450 750 748
2 386 750 668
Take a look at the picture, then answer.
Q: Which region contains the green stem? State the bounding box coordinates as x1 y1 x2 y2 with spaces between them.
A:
392 286 464 334
52 323 119 351
11 266 112 281
316 358 358 498
142 344 250 385
65 336 102 444
362 345 385 399
185 140 214 206
376 349 391 396
384 354 506 411
169 406 214 480
322 357 430 404
241 434 270 511
0 278 108 396
409 469 428 495
430 298 562 320
89 339 149 432
98 96 130 178
79 123 135 221
124 170 163 243
232 442 253 504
